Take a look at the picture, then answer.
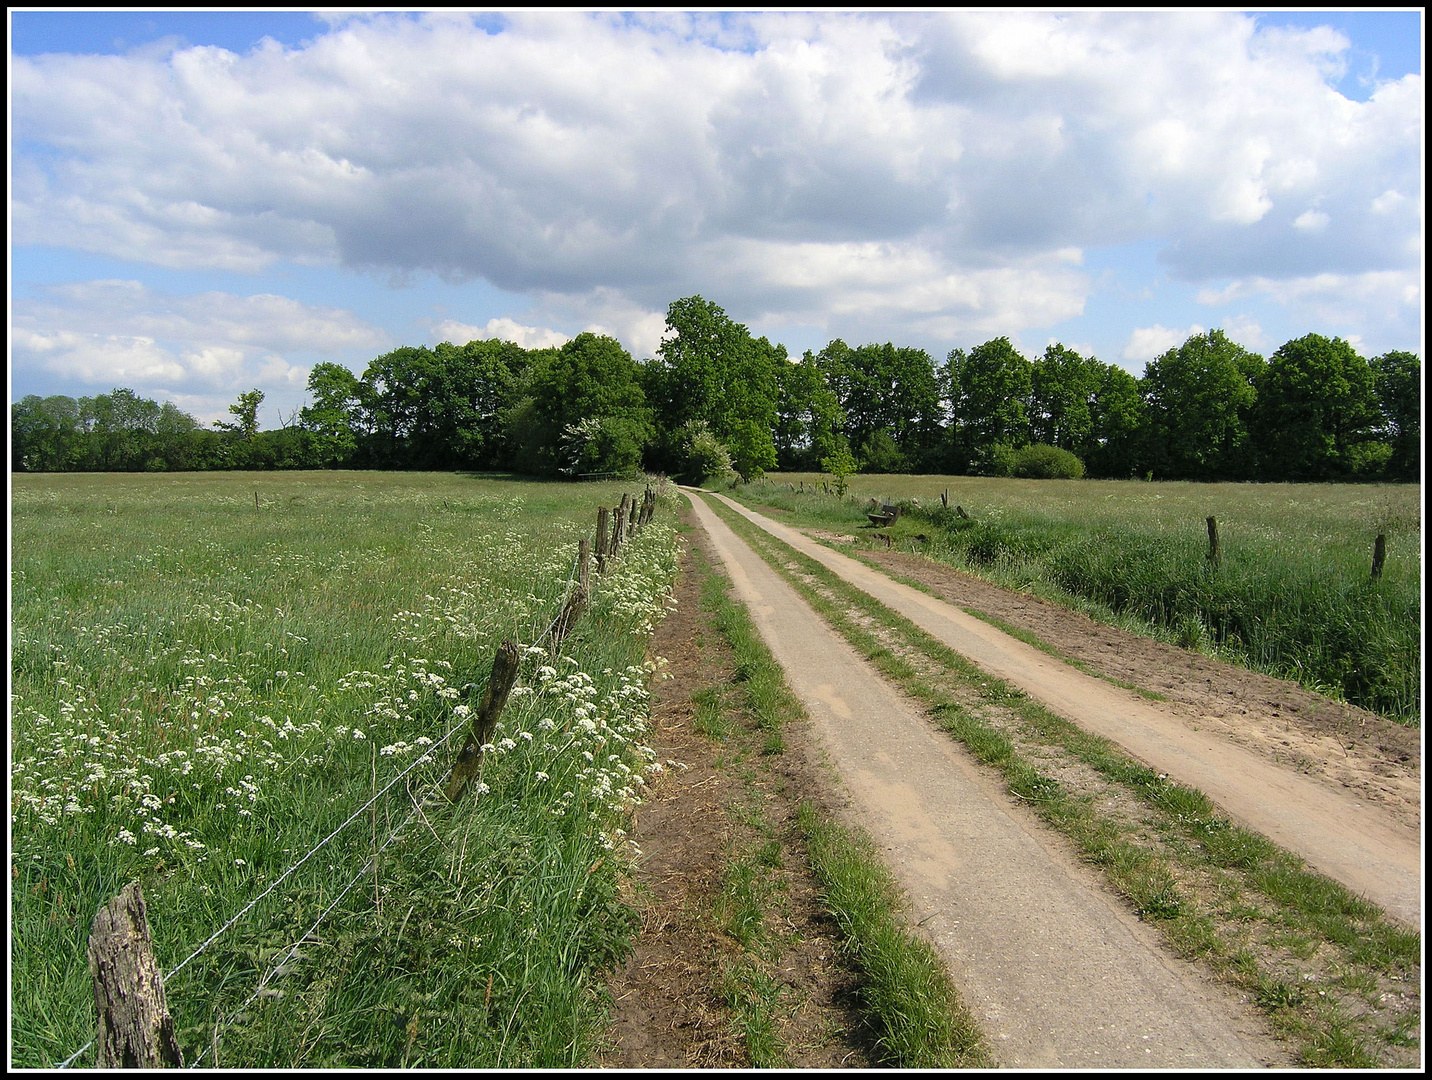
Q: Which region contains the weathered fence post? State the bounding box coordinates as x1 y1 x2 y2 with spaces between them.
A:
577 536 591 597
940 489 948 508
254 491 260 512
89 882 183 1068
443 641 521 803
626 493 637 538
595 507 610 574
1206 516 1221 568
548 540 592 647
1372 534 1386 579
610 499 625 560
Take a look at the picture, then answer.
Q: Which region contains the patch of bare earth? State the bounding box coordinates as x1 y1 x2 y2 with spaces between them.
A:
854 546 1420 833
595 520 874 1068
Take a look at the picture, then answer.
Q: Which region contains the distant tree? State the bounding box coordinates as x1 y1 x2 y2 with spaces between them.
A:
11 395 84 471
1029 344 1102 457
1251 334 1380 481
214 388 265 440
523 332 653 476
1371 350 1420 480
774 353 843 470
1085 364 1144 478
300 362 365 467
648 296 778 480
1140 331 1262 480
947 338 1033 472
819 341 941 471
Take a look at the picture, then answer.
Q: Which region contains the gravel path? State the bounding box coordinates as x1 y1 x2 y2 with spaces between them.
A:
686 490 1290 1069
708 492 1421 930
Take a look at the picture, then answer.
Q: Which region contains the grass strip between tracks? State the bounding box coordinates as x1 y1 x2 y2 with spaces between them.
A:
691 523 992 1069
701 492 1421 1069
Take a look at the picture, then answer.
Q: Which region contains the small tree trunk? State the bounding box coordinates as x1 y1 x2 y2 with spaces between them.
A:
89 883 183 1068
443 641 521 802
1372 534 1386 579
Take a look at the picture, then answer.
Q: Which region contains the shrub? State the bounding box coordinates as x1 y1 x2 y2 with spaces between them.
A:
682 420 736 484
1012 443 1085 479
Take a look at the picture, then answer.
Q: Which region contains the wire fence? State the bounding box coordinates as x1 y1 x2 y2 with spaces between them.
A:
57 488 661 1069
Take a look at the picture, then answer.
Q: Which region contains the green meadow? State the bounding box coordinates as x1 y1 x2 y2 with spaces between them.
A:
10 471 680 1067
731 473 1421 723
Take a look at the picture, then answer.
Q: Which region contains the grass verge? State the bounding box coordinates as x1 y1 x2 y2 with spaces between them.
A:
703 492 1420 1069
688 521 991 1069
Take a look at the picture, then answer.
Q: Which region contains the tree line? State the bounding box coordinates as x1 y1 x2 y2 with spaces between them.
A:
10 295 1420 483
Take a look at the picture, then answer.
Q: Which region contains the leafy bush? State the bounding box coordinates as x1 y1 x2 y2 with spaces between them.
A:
682 420 736 484
971 443 1018 477
1012 443 1085 479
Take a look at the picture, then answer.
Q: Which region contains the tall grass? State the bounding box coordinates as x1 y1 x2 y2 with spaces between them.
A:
10 471 680 1068
733 475 1421 722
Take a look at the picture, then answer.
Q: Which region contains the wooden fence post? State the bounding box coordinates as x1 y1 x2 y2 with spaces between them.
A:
609 500 624 560
443 641 521 803
626 493 637 538
89 882 183 1068
1206 516 1221 568
1372 534 1386 579
577 537 591 597
595 507 609 574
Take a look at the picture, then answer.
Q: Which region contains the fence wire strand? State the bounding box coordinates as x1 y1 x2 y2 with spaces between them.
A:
53 498 646 1069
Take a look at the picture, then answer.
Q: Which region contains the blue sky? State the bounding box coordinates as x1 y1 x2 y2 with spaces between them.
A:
10 9 1423 427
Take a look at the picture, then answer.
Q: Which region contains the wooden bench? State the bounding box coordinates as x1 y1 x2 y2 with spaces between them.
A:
867 502 900 527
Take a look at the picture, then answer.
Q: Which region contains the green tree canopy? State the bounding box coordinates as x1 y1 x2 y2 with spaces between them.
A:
1030 344 1103 457
1140 330 1262 480
1252 334 1379 481
1371 350 1420 480
524 332 653 476
946 338 1033 471
649 296 778 479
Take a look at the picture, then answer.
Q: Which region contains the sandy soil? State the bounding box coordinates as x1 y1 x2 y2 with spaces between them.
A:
856 547 1421 832
686 491 1293 1068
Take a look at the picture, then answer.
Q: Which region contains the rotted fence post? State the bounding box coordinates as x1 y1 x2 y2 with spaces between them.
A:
941 489 948 508
595 507 610 574
625 493 637 538
1206 516 1221 568
443 641 521 803
89 882 183 1068
1372 534 1386 579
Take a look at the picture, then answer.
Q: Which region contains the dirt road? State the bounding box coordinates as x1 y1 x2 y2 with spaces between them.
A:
685 490 1291 1068
707 492 1421 930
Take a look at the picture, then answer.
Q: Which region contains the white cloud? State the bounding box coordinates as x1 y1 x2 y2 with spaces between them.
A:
10 280 389 423
9 11 1421 352
430 317 570 350
1218 314 1272 352
1122 323 1206 363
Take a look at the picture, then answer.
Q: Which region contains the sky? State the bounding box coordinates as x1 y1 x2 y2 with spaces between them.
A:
8 8 1424 429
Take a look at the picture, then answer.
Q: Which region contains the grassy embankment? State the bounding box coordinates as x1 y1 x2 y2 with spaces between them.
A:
11 471 679 1068
703 492 1420 1067
680 528 989 1068
728 473 1421 724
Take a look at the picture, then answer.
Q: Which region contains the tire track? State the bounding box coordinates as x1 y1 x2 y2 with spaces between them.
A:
707 492 1421 930
685 490 1287 1068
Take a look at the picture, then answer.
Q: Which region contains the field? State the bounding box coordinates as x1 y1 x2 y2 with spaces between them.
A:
729 473 1421 723
10 471 680 1068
